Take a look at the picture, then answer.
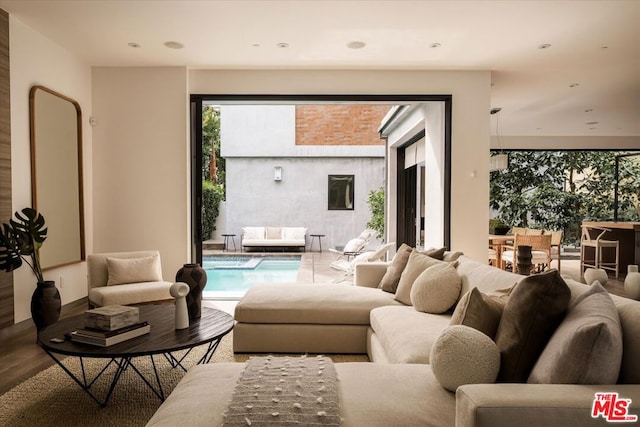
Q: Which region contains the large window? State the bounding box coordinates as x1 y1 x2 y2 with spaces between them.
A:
328 175 354 210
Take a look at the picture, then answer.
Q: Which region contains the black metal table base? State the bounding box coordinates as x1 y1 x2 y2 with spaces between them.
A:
43 338 223 407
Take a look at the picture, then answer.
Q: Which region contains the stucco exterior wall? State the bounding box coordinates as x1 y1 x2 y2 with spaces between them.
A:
224 157 384 249
220 104 385 248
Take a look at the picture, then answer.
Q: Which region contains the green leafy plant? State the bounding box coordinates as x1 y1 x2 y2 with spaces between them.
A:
0 208 48 283
202 180 225 241
366 187 385 241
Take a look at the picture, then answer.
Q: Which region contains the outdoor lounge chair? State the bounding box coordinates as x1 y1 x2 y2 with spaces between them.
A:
331 242 395 283
328 230 374 262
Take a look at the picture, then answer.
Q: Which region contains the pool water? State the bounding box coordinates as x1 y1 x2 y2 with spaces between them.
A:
202 256 301 299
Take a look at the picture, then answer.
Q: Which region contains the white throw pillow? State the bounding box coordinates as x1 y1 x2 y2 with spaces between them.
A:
343 238 365 252
243 227 265 240
106 254 163 286
282 227 306 240
430 325 501 392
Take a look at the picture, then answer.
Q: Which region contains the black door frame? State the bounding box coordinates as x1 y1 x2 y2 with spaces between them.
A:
189 94 452 263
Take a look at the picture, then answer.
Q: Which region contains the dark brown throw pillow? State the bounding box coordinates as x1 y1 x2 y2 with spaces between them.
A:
494 269 571 383
419 247 447 260
450 287 507 339
379 243 413 293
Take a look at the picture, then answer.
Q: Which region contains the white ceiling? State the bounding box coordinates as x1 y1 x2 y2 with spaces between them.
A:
1 0 639 139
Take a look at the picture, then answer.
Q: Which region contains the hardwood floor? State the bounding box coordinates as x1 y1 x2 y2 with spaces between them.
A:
0 298 88 394
0 256 631 396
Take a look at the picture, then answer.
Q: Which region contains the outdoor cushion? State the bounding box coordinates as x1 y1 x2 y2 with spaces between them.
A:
106 254 163 286
528 281 623 384
281 227 307 240
89 281 172 306
242 227 265 240
265 226 282 239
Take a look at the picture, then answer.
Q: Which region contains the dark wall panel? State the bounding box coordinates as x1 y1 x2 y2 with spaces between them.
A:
0 8 14 329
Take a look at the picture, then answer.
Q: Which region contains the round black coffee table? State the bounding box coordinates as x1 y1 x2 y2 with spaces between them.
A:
38 305 233 406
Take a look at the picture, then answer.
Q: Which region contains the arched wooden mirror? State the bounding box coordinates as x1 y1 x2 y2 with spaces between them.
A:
29 85 85 269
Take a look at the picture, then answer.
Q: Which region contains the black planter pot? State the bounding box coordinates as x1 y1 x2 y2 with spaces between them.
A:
490 226 510 236
31 281 61 331
175 263 207 321
517 245 533 276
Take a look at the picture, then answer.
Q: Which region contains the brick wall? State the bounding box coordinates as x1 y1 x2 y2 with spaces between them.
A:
295 105 389 146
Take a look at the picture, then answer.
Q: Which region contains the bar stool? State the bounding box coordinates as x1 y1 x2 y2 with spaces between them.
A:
580 225 619 278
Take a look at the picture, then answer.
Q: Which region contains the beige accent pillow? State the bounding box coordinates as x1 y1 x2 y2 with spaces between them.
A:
394 251 448 305
265 227 282 239
430 325 501 392
528 281 623 384
494 269 571 382
379 243 413 293
410 263 461 314
450 287 507 339
106 254 163 286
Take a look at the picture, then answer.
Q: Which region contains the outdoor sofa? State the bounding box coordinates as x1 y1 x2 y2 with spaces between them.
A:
241 226 307 251
147 251 640 427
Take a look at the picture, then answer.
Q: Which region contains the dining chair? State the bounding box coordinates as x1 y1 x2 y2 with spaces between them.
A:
500 234 552 273
580 225 619 278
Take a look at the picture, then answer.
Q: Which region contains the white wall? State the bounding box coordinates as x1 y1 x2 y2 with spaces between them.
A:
192 70 491 261
91 67 189 280
225 157 384 249
9 16 92 323
195 70 488 261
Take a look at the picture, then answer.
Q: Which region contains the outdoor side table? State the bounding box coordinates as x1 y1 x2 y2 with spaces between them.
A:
309 234 325 252
222 234 237 252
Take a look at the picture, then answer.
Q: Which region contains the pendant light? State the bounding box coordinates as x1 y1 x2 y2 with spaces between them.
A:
490 107 508 171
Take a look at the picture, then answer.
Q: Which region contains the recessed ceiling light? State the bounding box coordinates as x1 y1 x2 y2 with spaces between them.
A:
164 41 184 49
538 43 552 49
536 127 543 130
586 121 599 125
589 127 597 130
347 41 366 49
429 43 441 48
276 42 289 48
252 43 261 48
585 108 594 113
569 83 580 88
601 46 609 49
490 107 502 115
128 42 141 48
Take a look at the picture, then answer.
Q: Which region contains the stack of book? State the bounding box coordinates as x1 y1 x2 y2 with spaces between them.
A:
69 305 151 347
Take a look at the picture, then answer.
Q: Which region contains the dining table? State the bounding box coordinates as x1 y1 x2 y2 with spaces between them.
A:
489 234 514 268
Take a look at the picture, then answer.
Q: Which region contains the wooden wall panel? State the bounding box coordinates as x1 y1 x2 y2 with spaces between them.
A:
0 8 14 329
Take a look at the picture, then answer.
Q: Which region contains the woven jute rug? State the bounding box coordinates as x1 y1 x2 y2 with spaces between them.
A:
0 333 367 427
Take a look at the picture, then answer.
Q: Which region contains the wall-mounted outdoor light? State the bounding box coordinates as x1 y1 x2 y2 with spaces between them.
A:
274 166 283 181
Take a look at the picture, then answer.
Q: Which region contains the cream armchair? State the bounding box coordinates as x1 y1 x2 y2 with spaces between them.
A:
87 250 173 308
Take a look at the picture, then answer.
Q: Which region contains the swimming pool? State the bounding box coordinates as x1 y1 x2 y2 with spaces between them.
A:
202 256 301 299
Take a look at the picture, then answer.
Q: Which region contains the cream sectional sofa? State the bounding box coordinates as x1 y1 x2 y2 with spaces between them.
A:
147 254 640 427
241 226 307 251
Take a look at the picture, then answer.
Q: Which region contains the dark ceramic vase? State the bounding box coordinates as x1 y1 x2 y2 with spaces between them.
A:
31 281 61 331
175 263 207 321
517 245 533 276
